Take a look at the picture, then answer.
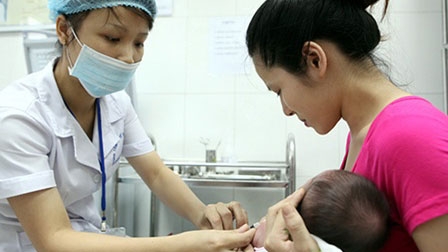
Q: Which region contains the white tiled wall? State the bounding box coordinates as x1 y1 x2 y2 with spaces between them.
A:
0 0 444 201
0 33 27 88
134 0 445 188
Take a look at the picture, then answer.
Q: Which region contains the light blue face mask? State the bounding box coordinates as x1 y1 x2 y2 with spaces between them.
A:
67 28 140 98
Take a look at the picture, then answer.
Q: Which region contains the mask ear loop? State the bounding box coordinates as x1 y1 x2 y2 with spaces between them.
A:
66 26 83 70
69 26 83 47
66 48 75 70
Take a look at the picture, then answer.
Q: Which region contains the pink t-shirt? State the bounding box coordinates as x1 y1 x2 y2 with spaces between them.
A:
341 96 448 251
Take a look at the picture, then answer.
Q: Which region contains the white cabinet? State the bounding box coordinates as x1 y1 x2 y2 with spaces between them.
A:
151 184 285 236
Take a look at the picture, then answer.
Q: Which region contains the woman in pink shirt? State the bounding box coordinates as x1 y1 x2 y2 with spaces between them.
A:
246 0 448 251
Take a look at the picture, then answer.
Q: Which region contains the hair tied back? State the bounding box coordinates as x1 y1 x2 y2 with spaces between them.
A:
345 0 389 18
344 0 376 9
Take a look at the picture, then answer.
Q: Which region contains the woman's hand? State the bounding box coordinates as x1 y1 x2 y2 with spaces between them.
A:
264 188 320 252
197 201 249 230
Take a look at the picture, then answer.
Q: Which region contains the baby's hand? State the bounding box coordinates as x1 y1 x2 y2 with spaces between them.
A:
251 218 266 248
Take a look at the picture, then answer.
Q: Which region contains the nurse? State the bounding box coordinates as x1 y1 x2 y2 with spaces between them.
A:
0 0 254 251
246 0 448 251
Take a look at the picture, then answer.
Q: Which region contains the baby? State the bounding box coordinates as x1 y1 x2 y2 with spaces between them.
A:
252 170 390 252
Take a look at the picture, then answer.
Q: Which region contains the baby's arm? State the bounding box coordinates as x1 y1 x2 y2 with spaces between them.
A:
251 218 266 248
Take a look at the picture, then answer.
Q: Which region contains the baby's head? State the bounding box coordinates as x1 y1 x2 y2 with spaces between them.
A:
299 170 389 252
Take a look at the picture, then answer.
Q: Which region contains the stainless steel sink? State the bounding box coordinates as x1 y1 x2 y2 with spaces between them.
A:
167 161 287 181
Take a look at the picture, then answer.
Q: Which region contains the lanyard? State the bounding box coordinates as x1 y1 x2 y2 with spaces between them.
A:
96 99 108 232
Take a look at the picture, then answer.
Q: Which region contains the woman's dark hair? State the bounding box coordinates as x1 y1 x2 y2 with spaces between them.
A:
246 0 389 74
298 170 390 252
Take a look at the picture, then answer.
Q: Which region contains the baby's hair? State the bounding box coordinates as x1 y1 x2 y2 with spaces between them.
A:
298 170 390 252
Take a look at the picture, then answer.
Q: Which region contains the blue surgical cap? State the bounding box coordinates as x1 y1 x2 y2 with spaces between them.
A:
48 0 157 21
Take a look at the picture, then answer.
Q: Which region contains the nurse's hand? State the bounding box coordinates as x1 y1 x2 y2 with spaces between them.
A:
264 188 320 252
180 224 256 252
198 201 249 230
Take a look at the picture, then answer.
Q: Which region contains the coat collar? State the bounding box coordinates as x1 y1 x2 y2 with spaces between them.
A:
37 59 123 171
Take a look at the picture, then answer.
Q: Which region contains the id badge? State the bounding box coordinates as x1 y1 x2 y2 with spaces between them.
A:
100 227 127 237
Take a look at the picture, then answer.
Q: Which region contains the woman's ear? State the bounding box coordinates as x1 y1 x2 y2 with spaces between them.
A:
301 41 327 80
55 15 70 46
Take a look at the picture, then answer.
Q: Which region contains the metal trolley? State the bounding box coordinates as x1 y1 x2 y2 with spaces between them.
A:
117 133 296 236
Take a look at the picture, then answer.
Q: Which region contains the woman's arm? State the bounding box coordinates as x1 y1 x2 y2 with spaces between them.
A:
127 151 248 230
413 214 448 252
8 187 255 251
